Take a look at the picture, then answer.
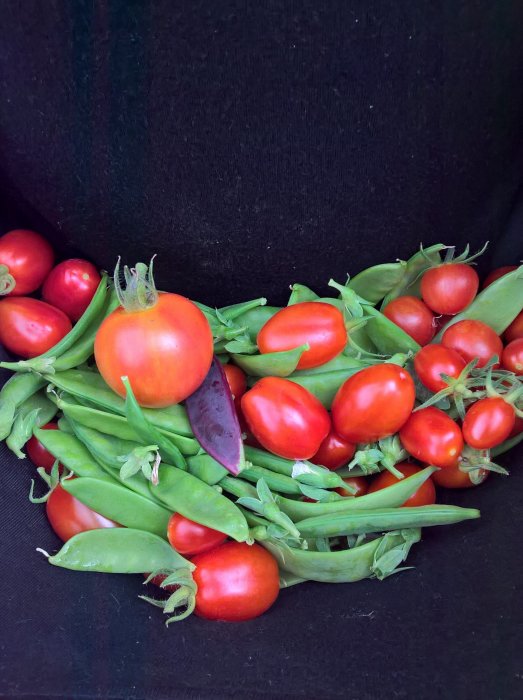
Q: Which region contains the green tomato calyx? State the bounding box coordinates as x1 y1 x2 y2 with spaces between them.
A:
114 257 158 311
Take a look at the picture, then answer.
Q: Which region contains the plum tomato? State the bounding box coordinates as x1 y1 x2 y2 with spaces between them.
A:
46 482 119 542
432 466 488 489
26 423 62 472
461 397 515 450
0 297 72 358
167 513 227 557
310 428 355 470
504 311 523 343
399 407 463 469
335 476 368 497
501 338 523 376
413 344 467 393
0 229 54 295
42 258 101 321
441 319 502 368
382 295 435 345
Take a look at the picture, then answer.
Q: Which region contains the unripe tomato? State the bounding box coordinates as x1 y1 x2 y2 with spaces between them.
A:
0 297 72 358
421 263 479 315
0 229 54 295
399 407 463 469
311 428 355 470
441 319 502 368
462 397 515 450
167 513 227 557
382 295 435 345
502 338 523 376
42 258 101 321
367 463 436 507
414 344 467 393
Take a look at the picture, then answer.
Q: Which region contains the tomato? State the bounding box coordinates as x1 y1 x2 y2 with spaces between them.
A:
509 415 523 438
441 319 503 368
241 377 330 460
482 266 518 289
26 422 62 472
311 428 355 470
462 397 515 449
414 344 467 393
223 363 247 410
332 364 415 444
167 513 227 557
382 296 435 345
399 407 464 469
94 292 213 407
0 297 72 358
257 302 347 370
335 476 368 497
504 311 523 343
421 263 479 315
367 463 436 507
191 542 280 621
0 229 54 296
502 338 523 376
433 314 453 333
42 259 101 321
46 482 119 542
433 466 488 489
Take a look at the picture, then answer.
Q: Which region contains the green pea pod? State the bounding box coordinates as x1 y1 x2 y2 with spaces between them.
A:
231 344 308 377
381 244 446 306
232 306 281 340
288 284 319 305
152 464 249 542
219 475 258 499
288 368 364 408
61 477 171 538
6 391 58 458
57 416 74 434
187 453 228 485
218 297 267 322
33 428 116 482
241 465 304 495
0 372 46 440
364 305 421 354
289 354 368 376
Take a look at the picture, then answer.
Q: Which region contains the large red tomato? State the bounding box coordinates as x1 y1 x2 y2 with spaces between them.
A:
504 311 523 343
441 319 502 368
399 407 463 469
311 428 355 470
421 263 479 315
461 397 515 449
42 258 101 321
0 297 72 358
502 339 523 376
0 229 54 295
46 483 119 542
367 463 436 507
414 344 467 393
167 513 226 557
382 296 435 345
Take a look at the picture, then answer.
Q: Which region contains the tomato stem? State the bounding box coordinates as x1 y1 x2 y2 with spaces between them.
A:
114 257 158 311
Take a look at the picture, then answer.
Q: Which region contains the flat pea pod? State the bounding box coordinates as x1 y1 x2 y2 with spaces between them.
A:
381 244 446 306
187 453 228 485
57 416 74 434
47 528 194 573
61 477 171 538
241 465 304 495
232 306 281 340
288 284 319 305
218 297 268 322
0 372 46 440
288 369 364 409
6 391 58 458
363 305 421 354
33 428 116 482
231 344 308 377
219 475 258 499
152 464 249 542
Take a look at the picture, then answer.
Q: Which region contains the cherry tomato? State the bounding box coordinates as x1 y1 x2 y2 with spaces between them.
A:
367 463 436 507
0 229 54 296
399 407 464 469
94 292 213 407
504 311 523 343
502 338 523 376
26 422 62 472
432 466 488 489
311 428 355 470
241 377 330 460
441 319 502 368
257 302 347 370
46 482 119 542
191 542 280 621
223 363 247 408
167 513 227 557
421 263 479 315
414 344 467 393
335 476 368 497
461 397 515 449
482 266 518 289
42 259 101 321
332 364 415 444
382 296 435 345
509 415 523 439
0 297 72 358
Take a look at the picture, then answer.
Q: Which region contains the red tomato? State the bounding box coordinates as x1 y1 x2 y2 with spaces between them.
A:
502 339 523 376
482 266 517 289
241 377 330 460
441 319 502 368
311 429 355 470
509 415 523 438
414 344 467 393
332 364 415 444
0 297 72 358
399 407 464 469
257 302 347 370
167 513 227 557
223 363 247 405
367 463 436 507
504 311 523 343
382 296 435 345
335 476 368 497
46 482 119 542
421 263 479 315
192 542 280 621
433 314 453 333
94 292 213 407
42 259 101 321
433 466 488 489
26 422 61 472
462 397 515 449
0 229 54 295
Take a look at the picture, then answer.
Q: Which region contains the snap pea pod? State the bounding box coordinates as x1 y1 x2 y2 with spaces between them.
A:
288 369 363 408
288 284 319 305
0 373 46 440
218 297 268 322
241 465 304 495
231 344 308 377
33 428 116 482
57 416 74 434
6 391 58 457
62 477 171 538
219 475 258 499
232 306 281 340
363 305 421 354
187 453 228 485
336 464 382 478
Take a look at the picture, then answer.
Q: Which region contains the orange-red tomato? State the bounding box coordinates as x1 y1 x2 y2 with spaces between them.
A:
433 466 488 489
0 229 54 295
504 311 523 343
311 429 355 470
421 263 479 315
335 476 368 497
441 319 502 368
382 296 435 345
462 397 515 450
0 297 72 358
367 463 436 507
414 344 467 393
502 338 523 376
399 407 463 469
482 266 517 289
46 483 119 542
167 513 226 557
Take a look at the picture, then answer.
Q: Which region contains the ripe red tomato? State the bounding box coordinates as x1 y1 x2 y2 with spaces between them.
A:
0 229 54 295
421 263 479 315
382 296 435 345
509 415 523 439
0 297 72 358
241 377 330 460
42 259 101 321
433 314 453 333
332 364 415 444
26 423 61 472
482 266 517 289
223 363 247 404
167 513 227 557
257 302 347 370
94 292 213 407
502 339 523 376
462 397 515 449
335 476 368 497
432 466 488 489
311 428 355 470
399 407 464 469
414 344 467 393
46 482 119 542
504 311 523 343
367 463 436 507
192 542 280 621
441 319 502 368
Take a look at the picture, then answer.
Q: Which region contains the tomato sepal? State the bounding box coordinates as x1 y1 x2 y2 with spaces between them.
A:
28 459 64 503
0 263 16 295
140 567 197 624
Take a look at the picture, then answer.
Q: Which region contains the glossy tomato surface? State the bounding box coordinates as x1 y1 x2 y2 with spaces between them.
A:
0 297 72 358
414 344 467 393
421 263 479 315
311 428 355 470
462 397 515 449
441 319 502 368
382 295 435 345
42 258 101 321
502 339 523 376
367 463 436 507
335 476 368 497
26 423 61 472
167 513 227 557
0 229 54 295
399 407 463 469
504 310 523 343
223 363 247 403
433 466 488 489
482 266 518 289
46 483 119 542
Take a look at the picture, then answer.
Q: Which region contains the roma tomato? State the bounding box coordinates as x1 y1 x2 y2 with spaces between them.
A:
382 296 435 345
504 311 523 343
414 344 467 393
482 266 517 289
223 364 247 404
167 513 227 557
399 407 463 469
241 377 330 460
26 422 61 472
433 466 488 489
42 259 101 321
421 263 479 315
462 397 515 449
441 319 502 368
367 463 436 507
0 297 72 358
192 542 280 621
332 364 415 444
46 482 119 542
335 476 368 497
0 229 54 296
257 302 347 370
311 428 355 470
502 338 523 375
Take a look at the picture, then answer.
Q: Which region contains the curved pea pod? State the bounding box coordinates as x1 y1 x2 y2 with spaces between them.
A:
241 465 304 495
33 428 116 482
232 305 281 340
231 344 308 377
218 297 267 322
187 453 228 485
262 528 421 583
288 284 319 305
381 244 446 306
0 373 46 440
287 355 368 408
6 391 58 458
363 305 421 354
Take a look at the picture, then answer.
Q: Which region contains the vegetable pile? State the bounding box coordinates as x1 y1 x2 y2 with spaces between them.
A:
1 233 522 624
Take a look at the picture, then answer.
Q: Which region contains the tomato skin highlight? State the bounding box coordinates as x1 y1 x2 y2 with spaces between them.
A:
441 319 503 368
26 423 61 472
382 295 435 345
502 339 523 376
367 463 436 507
167 513 227 557
414 344 467 393
192 542 280 621
399 407 464 469
0 297 72 358
335 476 368 497
42 259 101 321
421 263 479 315
311 429 356 470
482 266 518 289
504 311 523 344
46 482 120 542
433 466 488 489
94 292 213 408
257 302 347 370
0 229 54 295
241 377 330 460
462 397 515 450
332 364 415 444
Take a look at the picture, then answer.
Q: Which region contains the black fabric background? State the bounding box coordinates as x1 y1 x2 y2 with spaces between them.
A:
0 1 522 698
